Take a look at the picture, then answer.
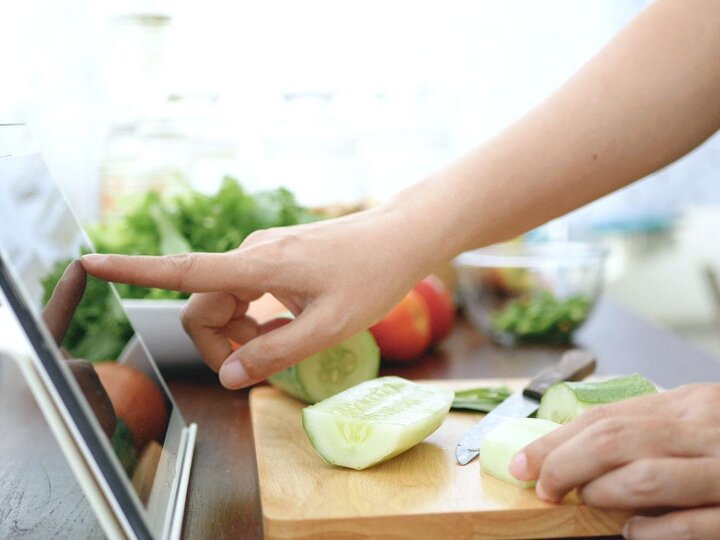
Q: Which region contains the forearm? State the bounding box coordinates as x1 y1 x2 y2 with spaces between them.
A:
389 0 720 265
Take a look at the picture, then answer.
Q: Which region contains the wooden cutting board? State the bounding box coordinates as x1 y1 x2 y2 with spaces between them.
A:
250 379 629 540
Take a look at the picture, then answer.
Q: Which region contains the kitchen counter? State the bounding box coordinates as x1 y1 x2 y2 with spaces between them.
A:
1 297 719 539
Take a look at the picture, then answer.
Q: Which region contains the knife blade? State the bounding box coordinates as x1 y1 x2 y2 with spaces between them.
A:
455 349 596 465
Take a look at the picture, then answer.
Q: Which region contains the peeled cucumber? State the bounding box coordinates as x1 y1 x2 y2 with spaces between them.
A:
536 373 657 424
268 330 380 403
302 376 454 470
479 417 561 488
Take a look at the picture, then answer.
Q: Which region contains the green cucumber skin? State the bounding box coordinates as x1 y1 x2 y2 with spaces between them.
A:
302 376 454 470
479 417 560 488
268 331 380 404
268 364 310 402
537 374 657 424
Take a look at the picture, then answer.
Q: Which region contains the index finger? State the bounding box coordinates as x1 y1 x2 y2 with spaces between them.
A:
80 252 263 293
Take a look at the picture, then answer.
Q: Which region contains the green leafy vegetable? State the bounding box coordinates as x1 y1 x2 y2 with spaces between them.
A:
490 292 591 344
451 386 512 412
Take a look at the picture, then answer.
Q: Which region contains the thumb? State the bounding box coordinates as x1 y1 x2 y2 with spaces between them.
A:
218 307 338 389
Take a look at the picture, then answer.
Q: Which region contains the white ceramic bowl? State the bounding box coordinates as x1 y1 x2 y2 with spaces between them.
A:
122 300 200 365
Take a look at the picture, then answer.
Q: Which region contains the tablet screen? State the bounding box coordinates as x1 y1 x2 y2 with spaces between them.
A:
0 126 187 538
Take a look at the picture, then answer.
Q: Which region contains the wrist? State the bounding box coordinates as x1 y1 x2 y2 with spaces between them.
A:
378 179 470 277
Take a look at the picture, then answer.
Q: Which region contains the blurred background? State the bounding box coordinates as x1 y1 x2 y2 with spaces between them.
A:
2 0 720 358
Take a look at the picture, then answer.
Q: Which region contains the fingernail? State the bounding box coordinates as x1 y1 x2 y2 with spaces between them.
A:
622 519 633 539
509 451 529 480
219 360 250 389
535 480 557 503
81 254 107 265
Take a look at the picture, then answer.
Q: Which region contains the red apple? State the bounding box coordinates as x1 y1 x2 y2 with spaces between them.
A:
414 275 456 344
370 290 431 361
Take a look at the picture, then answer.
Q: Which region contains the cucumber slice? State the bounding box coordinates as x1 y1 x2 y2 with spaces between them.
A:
268 330 380 403
302 376 454 470
536 373 657 424
479 417 560 488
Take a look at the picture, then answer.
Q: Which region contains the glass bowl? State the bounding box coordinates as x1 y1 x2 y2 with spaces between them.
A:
454 242 606 346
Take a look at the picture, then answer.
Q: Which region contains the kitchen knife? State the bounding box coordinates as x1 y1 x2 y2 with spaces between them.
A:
455 349 596 465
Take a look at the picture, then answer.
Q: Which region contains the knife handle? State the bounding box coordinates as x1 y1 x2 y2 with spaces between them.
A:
523 349 597 401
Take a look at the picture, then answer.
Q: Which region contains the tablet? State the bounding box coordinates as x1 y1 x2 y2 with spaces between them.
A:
0 124 197 540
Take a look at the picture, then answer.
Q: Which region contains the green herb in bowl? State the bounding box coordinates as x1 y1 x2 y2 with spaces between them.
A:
490 292 592 344
454 242 605 347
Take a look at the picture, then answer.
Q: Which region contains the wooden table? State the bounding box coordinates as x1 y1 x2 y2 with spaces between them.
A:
2 298 719 539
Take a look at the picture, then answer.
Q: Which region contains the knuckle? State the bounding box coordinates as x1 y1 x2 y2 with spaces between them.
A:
626 461 660 501
316 306 351 341
271 231 301 252
164 253 195 289
590 418 626 461
243 229 269 246
243 228 302 254
241 241 285 280
585 404 612 423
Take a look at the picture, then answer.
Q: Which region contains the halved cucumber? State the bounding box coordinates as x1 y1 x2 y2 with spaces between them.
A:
268 330 380 404
302 376 454 470
536 373 657 424
479 417 561 488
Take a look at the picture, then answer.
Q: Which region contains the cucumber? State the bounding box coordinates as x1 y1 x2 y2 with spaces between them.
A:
479 417 561 488
536 373 657 424
268 330 380 403
302 376 454 470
